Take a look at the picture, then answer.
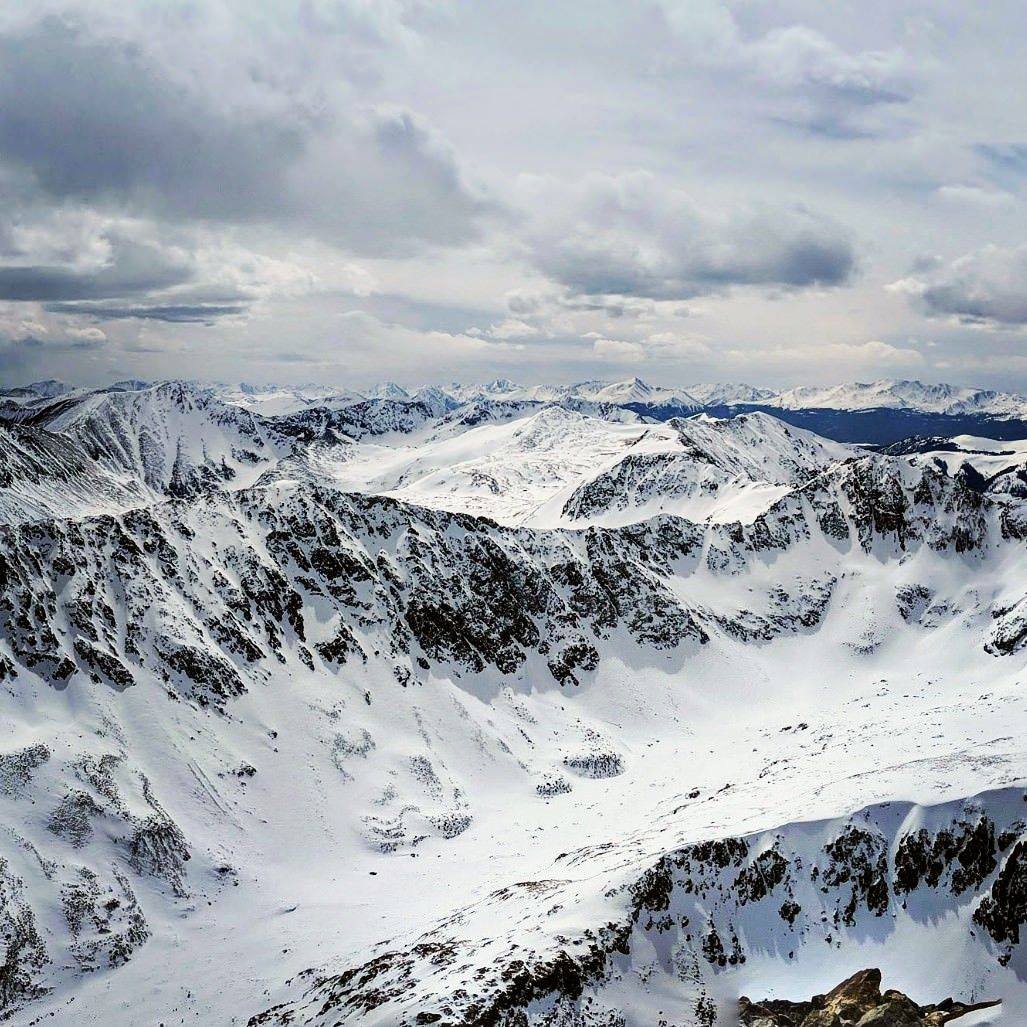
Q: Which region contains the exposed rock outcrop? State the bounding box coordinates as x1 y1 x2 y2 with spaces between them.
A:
739 967 1001 1026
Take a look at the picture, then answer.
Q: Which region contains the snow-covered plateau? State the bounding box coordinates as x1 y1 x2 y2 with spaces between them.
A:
0 377 1025 1026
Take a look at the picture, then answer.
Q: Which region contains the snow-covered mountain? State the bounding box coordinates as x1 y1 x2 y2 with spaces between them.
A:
442 375 1027 425
556 412 852 527
0 422 148 522
436 377 702 415
0 377 1025 1026
684 382 779 407
212 383 366 417
363 380 412 401
0 378 72 402
148 375 1027 429
767 379 1027 417
19 381 293 497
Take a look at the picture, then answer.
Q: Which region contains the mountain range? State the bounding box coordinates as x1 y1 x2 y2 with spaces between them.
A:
0 377 1022 1025
9 375 1027 434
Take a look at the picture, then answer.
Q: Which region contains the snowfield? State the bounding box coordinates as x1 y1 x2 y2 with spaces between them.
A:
0 378 1025 1026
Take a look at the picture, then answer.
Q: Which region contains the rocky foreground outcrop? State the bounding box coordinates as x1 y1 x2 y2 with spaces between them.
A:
740 968 1000 1026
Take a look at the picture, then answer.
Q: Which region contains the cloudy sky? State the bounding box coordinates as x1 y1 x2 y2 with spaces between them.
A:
2 1 1027 390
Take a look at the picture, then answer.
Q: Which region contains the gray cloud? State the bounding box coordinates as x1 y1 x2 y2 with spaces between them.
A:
0 235 191 301
293 106 497 255
0 19 301 222
523 173 854 300
896 244 1027 326
2 0 1027 390
0 227 254 323
0 16 491 255
976 143 1027 176
975 143 1027 194
0 331 105 375
44 302 247 324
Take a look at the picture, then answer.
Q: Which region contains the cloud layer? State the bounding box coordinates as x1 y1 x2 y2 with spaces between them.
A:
0 1 1025 389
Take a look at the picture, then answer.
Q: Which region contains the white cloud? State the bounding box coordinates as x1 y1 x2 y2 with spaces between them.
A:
66 325 106 342
481 317 538 339
592 337 646 361
934 185 1016 209
656 1 914 101
727 338 923 370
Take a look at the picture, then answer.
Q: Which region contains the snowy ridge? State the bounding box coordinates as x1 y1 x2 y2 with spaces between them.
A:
274 406 855 528
886 437 1027 504
18 381 292 497
768 379 1027 417
556 412 852 527
0 423 149 523
7 377 1027 435
315 375 1027 419
0 378 1025 1024
213 384 366 418
0 378 71 402
253 789 1027 1026
686 382 779 407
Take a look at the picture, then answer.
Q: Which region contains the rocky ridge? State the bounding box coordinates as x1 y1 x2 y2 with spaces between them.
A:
740 967 1000 1026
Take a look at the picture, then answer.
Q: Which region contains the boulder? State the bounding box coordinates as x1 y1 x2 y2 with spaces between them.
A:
740 970 1000 1027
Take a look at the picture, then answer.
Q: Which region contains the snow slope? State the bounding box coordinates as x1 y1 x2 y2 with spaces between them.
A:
291 406 853 528
0 422 148 523
20 381 293 497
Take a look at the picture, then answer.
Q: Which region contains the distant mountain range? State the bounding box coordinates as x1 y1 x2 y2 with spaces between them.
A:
6 376 1027 445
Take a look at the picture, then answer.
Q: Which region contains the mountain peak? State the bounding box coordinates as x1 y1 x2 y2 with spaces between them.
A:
366 381 411 400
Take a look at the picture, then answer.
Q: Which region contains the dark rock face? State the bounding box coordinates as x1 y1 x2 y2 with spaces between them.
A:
739 967 1000 1026
894 816 1000 896
974 840 1027 949
0 488 716 715
820 825 890 925
0 860 48 1010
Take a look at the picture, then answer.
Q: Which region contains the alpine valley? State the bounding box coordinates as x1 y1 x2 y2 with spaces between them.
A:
1 375 1025 1026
